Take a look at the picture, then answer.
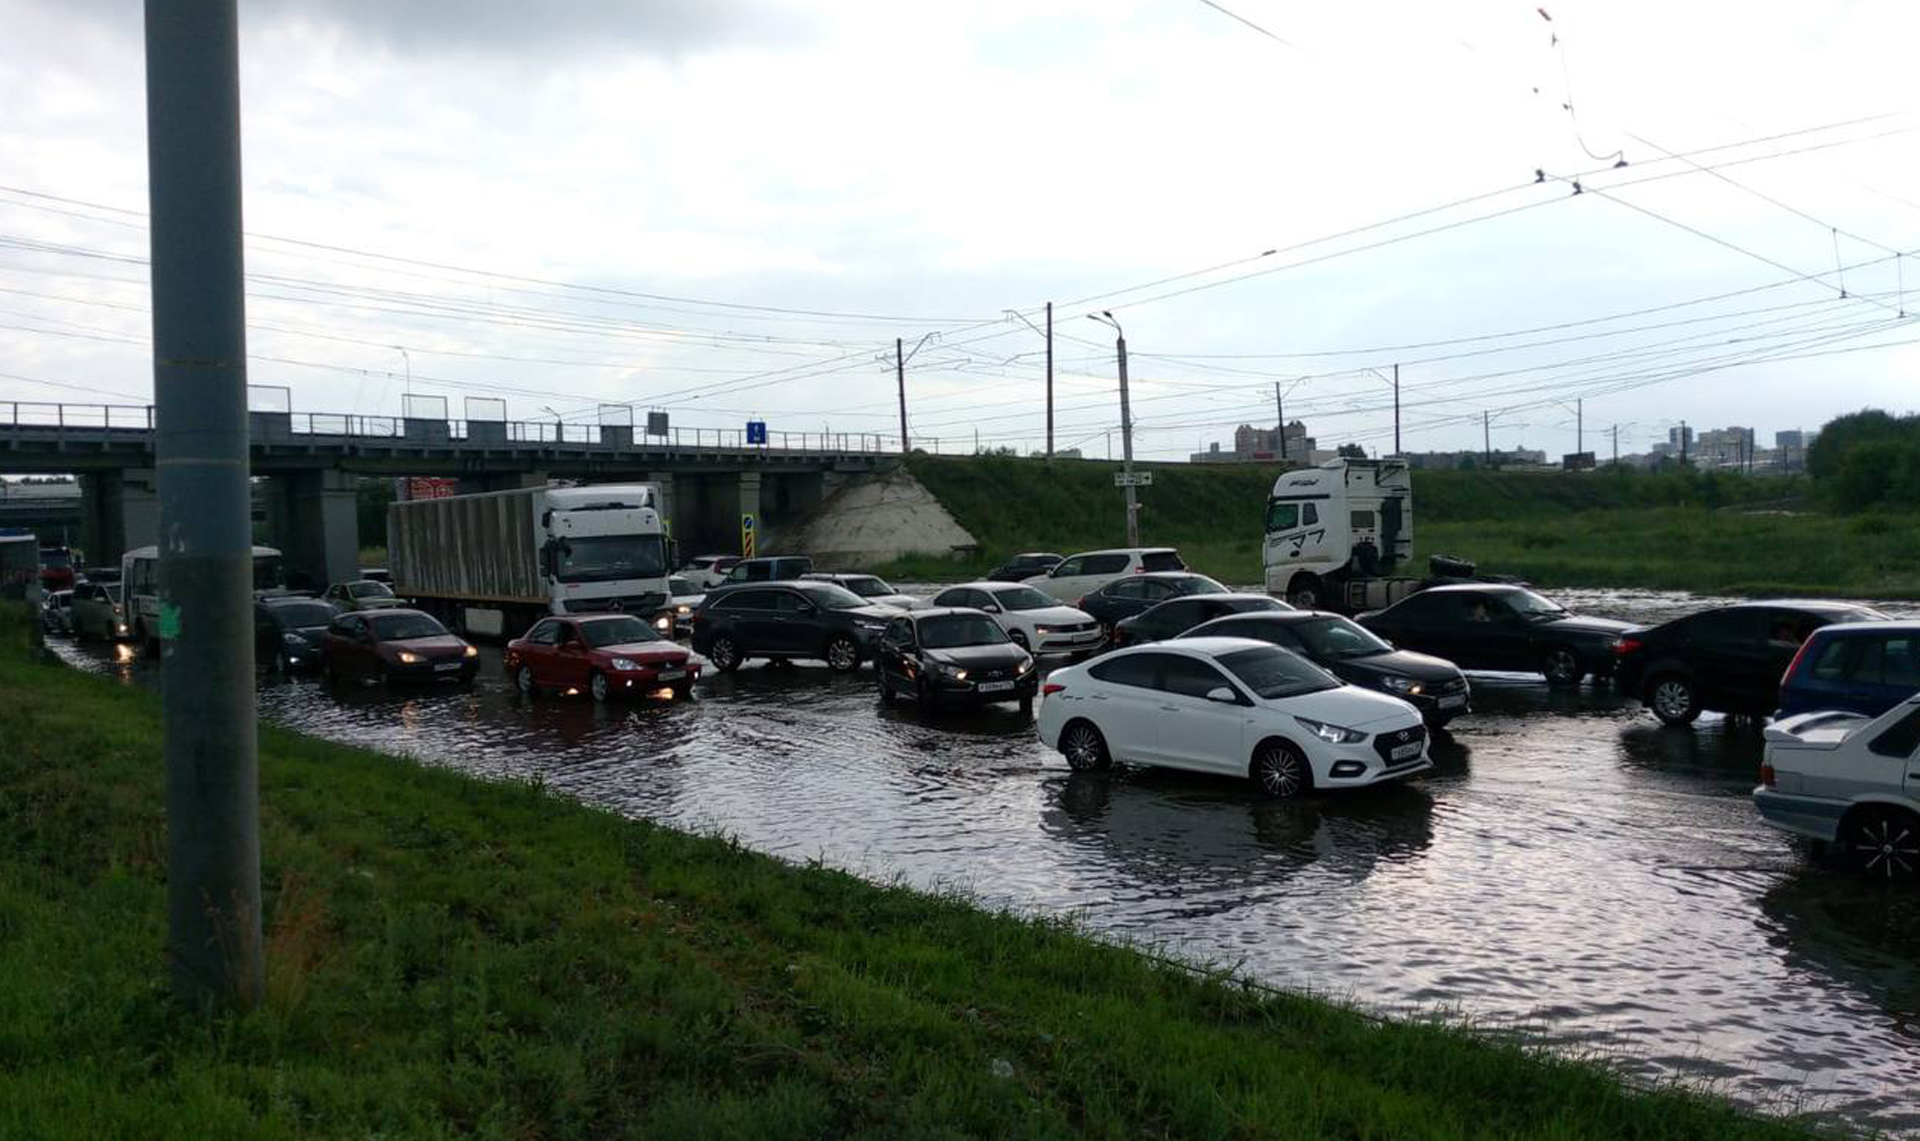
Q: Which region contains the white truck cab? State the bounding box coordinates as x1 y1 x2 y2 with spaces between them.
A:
1262 459 1412 610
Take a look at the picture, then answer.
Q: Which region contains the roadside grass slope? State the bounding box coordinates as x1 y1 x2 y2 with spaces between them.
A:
0 608 1820 1140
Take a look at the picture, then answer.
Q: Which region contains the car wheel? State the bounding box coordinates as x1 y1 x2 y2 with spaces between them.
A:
1250 739 1311 799
1286 573 1322 609
709 636 742 672
1060 720 1110 772
1541 647 1582 687
589 670 610 702
1845 807 1920 880
1647 675 1700 726
825 635 860 673
516 664 538 696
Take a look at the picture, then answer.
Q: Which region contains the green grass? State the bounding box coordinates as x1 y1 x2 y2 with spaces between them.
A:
0 607 1822 1139
884 454 1907 596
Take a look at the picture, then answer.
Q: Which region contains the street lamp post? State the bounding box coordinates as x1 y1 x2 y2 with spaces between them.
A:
1088 311 1139 546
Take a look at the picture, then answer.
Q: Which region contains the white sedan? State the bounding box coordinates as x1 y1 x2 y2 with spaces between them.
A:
926 581 1102 656
1755 696 1920 879
1036 636 1431 798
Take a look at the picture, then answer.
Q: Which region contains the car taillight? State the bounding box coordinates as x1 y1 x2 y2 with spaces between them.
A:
1042 682 1066 696
1613 637 1642 656
1759 763 1776 788
1075 596 1087 608
1781 635 1816 686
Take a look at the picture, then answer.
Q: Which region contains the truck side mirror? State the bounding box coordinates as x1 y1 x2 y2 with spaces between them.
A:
667 538 680 570
539 541 555 578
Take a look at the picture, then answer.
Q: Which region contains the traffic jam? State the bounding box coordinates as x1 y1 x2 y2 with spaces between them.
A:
38 458 1920 881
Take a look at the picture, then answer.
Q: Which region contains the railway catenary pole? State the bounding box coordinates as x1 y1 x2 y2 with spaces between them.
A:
896 337 909 454
1045 301 1054 459
144 0 263 1009
1088 311 1139 546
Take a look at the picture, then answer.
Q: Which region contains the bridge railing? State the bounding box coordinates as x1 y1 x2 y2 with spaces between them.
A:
1 401 905 455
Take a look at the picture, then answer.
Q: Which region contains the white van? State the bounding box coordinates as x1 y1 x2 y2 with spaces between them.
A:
1024 547 1185 604
122 544 288 651
1262 459 1412 608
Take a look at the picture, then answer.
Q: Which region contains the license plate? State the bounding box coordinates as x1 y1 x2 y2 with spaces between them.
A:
657 669 685 681
433 662 461 672
977 680 1015 692
1391 742 1422 760
1438 695 1466 709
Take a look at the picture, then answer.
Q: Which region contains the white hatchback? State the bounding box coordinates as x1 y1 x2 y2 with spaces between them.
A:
1036 636 1431 797
1024 547 1186 604
1755 696 1920 879
927 581 1103 656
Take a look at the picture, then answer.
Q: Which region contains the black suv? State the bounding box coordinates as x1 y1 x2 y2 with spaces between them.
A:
873 608 1037 712
1189 610 1471 727
254 596 341 673
719 556 815 585
1613 600 1887 726
691 580 896 672
988 552 1063 582
1112 593 1289 647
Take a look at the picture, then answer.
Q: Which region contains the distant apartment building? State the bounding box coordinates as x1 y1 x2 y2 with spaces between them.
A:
1773 429 1815 472
1696 426 1758 469
1192 420 1323 464
1669 424 1694 454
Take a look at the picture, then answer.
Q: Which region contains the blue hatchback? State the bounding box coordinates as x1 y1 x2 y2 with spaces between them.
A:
1777 621 1920 718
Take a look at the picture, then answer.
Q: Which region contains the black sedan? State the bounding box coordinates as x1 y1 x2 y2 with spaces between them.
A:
1357 584 1631 687
1613 600 1885 726
1078 572 1228 633
254 596 339 673
1112 592 1290 647
689 581 899 672
988 552 1063 582
873 608 1037 712
1188 610 1471 727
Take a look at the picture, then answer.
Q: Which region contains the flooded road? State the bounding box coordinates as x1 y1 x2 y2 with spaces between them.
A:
51 586 1920 1135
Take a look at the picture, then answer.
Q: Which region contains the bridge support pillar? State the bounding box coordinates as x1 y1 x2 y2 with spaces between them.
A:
262 470 359 591
78 468 159 562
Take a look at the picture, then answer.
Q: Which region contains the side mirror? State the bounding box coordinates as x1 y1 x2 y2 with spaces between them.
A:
667 538 681 570
1205 686 1239 704
982 603 1001 613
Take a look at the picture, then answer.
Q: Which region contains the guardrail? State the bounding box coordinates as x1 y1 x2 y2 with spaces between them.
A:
0 402 916 455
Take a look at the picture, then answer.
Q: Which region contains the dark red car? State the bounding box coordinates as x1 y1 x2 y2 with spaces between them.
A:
505 613 698 701
320 608 478 685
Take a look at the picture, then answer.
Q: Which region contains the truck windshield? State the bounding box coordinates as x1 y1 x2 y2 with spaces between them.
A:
556 536 668 583
1264 501 1301 532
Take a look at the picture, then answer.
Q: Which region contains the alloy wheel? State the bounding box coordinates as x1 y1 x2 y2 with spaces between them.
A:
1651 678 1697 724
1252 742 1308 799
827 637 859 673
590 671 610 702
710 637 740 672
1062 723 1108 771
1851 810 1920 880
516 665 536 695
1542 648 1581 686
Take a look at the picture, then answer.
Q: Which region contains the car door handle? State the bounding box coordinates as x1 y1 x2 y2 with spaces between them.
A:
1159 704 1181 712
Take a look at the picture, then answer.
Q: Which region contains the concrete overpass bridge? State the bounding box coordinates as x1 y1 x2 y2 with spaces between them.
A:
1 399 895 587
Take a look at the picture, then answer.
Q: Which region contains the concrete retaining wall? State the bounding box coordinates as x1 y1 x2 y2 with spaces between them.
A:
770 467 977 569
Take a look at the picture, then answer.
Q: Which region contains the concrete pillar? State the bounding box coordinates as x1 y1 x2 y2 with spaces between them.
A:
78 468 159 561
735 471 761 557
267 470 359 591
645 471 676 535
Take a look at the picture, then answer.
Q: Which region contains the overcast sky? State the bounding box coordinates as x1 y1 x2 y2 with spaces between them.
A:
3 0 1918 459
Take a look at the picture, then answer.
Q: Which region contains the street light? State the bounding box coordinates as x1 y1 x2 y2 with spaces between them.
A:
540 405 564 444
1087 311 1140 546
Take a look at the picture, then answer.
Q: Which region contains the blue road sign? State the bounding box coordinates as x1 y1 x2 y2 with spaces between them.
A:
746 420 767 445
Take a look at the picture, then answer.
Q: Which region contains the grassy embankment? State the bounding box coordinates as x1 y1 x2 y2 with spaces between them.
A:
0 609 1817 1140
885 454 1920 598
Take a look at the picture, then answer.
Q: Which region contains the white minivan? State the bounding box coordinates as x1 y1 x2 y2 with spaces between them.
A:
1024 547 1186 604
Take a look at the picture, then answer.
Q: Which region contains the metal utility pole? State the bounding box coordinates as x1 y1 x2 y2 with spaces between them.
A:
1483 410 1492 465
1089 311 1139 546
1611 423 1619 467
1681 419 1689 465
895 337 908 454
1577 397 1584 458
1274 381 1286 462
1045 301 1054 458
144 0 262 1010
1392 363 1401 456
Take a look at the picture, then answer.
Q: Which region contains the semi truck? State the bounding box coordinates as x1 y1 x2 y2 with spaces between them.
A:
1263 458 1429 613
388 482 674 639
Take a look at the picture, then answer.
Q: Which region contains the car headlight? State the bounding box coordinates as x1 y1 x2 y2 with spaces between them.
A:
1380 676 1423 695
934 663 968 681
1016 655 1034 674
654 615 674 631
396 651 424 664
282 632 304 645
463 645 480 658
675 604 692 614
610 657 639 671
1296 716 1366 744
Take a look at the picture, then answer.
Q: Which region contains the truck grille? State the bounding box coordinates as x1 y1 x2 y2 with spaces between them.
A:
1373 724 1427 764
564 593 666 615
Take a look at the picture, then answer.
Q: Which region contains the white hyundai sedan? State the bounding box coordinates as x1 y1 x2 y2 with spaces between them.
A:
1035 636 1431 798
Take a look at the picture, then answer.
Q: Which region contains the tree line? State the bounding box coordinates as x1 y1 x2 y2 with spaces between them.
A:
1808 410 1920 512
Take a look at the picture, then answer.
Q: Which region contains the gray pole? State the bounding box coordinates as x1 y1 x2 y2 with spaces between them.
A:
1577 397 1583 458
896 337 909 454
1392 363 1401 457
1117 334 1139 547
1044 302 1054 459
1483 410 1491 465
1274 381 1286 463
144 0 262 1009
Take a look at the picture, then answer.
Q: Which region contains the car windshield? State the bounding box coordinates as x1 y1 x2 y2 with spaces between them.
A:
844 576 895 598
669 576 697 595
555 535 668 583
920 614 1010 649
273 602 336 628
1506 590 1569 619
803 584 869 611
992 586 1057 611
581 616 660 647
348 581 393 599
1217 646 1340 699
1291 617 1393 659
370 613 448 641
1175 576 1228 597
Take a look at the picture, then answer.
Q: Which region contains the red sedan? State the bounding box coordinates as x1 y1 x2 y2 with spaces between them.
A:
506 613 698 701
